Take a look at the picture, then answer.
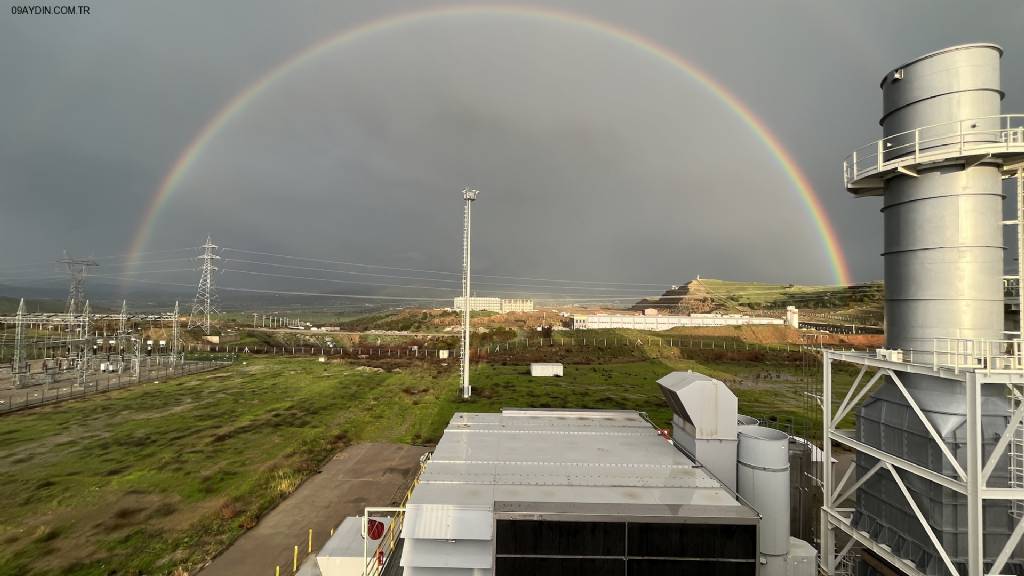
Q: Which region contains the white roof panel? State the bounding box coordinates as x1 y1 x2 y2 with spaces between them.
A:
401 538 493 569
409 409 752 519
402 504 493 540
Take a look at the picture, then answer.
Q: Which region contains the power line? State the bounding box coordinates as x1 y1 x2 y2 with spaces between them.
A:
219 268 668 300
89 274 454 302
221 268 459 293
0 258 198 282
221 257 671 293
0 248 197 274
220 246 676 287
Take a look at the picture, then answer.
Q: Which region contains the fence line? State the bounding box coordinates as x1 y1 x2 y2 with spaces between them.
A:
0 360 228 415
187 337 861 360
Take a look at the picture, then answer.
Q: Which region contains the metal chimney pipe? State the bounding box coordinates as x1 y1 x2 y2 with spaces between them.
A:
737 425 790 576
879 44 1005 352
850 44 1018 574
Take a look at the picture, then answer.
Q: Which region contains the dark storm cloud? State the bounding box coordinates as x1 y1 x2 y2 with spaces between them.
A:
2 0 1023 299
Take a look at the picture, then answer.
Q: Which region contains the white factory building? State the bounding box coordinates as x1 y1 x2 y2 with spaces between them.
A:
572 306 798 331
453 297 535 313
391 374 815 575
305 371 816 576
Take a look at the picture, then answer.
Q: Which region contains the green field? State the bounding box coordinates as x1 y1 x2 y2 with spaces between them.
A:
0 343 858 575
696 278 884 310
0 359 453 576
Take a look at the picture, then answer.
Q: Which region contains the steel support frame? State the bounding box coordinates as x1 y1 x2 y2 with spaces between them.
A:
820 350 1024 576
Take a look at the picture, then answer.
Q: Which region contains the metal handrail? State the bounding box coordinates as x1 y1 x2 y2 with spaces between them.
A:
844 114 1024 186
362 453 430 576
927 337 1024 374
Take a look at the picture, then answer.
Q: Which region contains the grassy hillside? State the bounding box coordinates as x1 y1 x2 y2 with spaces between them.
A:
0 336 861 575
696 278 883 310
634 278 884 325
0 359 453 576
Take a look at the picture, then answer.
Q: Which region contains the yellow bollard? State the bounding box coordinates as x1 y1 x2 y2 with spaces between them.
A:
293 545 298 573
308 528 313 553
275 566 280 576
330 527 335 536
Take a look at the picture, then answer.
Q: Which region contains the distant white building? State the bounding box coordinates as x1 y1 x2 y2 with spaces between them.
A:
785 306 799 329
571 312 788 331
500 298 535 313
453 297 535 313
454 297 502 312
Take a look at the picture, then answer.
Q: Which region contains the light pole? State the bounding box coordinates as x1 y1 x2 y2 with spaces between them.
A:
461 188 478 399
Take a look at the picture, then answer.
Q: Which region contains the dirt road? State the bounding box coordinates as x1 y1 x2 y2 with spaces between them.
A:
199 442 429 576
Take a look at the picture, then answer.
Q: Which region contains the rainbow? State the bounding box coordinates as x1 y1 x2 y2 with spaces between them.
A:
130 4 852 284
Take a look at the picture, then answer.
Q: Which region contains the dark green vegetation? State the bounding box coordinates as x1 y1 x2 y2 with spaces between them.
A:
0 336 860 575
336 309 458 332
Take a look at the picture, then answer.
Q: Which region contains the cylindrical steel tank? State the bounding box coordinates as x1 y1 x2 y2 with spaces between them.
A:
854 44 1018 575
737 414 760 426
880 44 1003 138
880 44 1005 351
737 425 789 575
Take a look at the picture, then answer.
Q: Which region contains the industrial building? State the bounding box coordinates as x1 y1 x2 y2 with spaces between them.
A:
571 307 796 331
452 297 535 313
360 371 816 576
820 43 1024 576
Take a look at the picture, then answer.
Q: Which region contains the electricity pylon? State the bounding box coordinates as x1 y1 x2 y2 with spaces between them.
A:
58 252 98 315
188 237 220 334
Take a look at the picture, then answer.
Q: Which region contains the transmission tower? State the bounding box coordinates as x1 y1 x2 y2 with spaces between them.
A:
58 252 98 315
188 237 220 334
12 298 25 388
460 189 478 400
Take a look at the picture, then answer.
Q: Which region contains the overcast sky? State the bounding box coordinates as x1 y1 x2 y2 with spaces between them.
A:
2 0 1023 302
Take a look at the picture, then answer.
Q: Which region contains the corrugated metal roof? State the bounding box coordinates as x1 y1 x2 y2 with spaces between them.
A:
399 409 758 572
409 409 755 519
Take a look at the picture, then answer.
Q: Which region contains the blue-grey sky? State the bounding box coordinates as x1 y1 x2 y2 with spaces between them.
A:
2 0 1023 302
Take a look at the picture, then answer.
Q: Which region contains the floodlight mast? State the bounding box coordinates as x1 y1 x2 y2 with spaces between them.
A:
461 189 479 399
